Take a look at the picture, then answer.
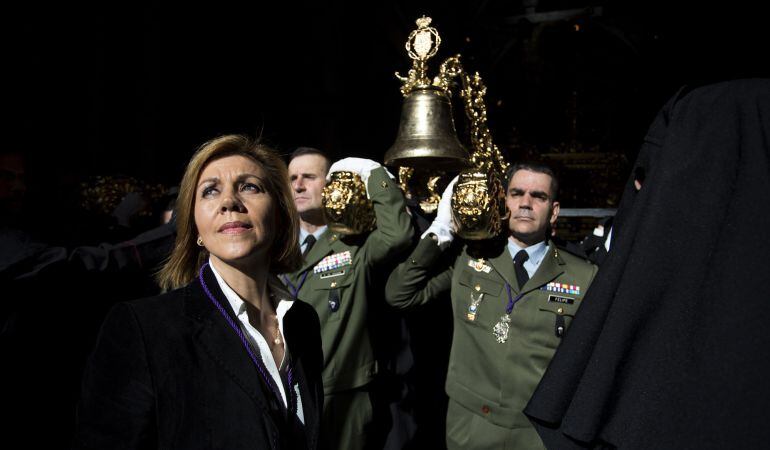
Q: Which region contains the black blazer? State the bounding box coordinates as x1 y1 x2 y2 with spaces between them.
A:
74 265 324 450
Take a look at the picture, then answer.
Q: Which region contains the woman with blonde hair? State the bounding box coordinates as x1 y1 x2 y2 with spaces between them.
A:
75 134 323 449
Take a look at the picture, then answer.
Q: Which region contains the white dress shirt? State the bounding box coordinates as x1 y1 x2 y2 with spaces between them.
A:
209 259 305 424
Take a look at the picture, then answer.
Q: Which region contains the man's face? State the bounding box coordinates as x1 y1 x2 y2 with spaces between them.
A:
505 169 559 245
288 154 328 216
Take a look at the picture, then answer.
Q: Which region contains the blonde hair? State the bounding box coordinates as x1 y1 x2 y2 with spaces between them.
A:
157 135 301 291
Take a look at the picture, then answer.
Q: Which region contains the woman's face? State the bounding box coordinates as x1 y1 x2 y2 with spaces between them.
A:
194 154 275 267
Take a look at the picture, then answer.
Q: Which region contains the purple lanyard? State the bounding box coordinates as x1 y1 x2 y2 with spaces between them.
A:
281 271 309 300
504 283 525 314
198 263 296 415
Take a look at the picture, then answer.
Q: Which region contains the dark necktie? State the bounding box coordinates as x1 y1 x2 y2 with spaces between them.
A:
302 234 316 258
513 249 530 290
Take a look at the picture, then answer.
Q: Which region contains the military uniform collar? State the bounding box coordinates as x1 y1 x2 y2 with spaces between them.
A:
486 239 565 295
525 243 565 292
296 228 342 275
506 238 548 275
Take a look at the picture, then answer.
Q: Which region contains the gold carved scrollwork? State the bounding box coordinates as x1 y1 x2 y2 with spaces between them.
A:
321 171 376 235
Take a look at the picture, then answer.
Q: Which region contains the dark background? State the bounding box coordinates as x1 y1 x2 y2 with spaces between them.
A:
2 3 767 447
9 1 769 244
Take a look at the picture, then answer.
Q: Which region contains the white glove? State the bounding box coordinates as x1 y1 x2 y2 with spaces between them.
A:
421 175 458 249
327 157 382 184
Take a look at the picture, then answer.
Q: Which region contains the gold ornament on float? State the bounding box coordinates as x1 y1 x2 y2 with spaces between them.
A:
322 171 376 235
386 16 509 239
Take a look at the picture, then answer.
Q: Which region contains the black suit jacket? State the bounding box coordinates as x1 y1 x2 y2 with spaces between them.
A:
74 265 324 450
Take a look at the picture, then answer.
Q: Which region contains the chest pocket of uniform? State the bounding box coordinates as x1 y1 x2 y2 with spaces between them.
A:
307 269 354 321
456 269 504 296
538 298 580 338
456 268 504 326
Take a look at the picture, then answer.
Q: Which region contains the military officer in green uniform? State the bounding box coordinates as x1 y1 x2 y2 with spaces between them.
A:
284 148 412 450
385 162 598 449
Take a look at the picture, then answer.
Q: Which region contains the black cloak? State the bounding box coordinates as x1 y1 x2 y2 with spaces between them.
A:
524 78 770 449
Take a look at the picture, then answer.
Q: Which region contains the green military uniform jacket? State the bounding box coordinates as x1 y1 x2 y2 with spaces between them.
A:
283 167 412 394
385 236 598 448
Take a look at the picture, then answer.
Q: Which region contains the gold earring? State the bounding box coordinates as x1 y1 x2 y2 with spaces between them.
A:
197 236 204 247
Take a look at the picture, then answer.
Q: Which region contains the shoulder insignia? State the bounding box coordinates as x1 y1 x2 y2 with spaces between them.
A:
467 258 492 273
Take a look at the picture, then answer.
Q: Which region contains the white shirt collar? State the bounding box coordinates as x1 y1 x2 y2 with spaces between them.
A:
208 258 294 323
299 225 327 244
506 238 549 278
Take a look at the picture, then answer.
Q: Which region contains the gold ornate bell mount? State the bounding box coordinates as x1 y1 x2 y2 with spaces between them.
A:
387 16 510 239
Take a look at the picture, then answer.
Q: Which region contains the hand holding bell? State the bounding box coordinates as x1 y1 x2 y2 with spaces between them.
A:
421 175 458 248
322 158 379 236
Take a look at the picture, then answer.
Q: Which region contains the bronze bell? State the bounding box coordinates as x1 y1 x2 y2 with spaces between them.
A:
384 87 471 171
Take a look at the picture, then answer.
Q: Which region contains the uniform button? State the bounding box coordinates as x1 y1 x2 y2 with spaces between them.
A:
330 281 337 288
481 405 490 414
331 235 337 241
557 307 564 314
381 181 388 188
410 258 417 264
474 284 481 292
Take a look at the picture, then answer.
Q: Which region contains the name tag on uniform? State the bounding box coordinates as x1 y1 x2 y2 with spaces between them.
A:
320 269 346 279
548 295 575 304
